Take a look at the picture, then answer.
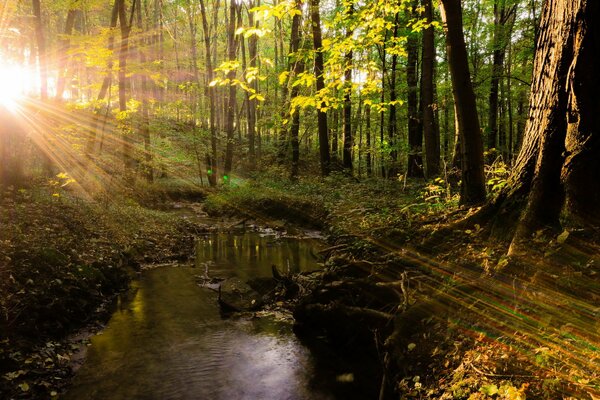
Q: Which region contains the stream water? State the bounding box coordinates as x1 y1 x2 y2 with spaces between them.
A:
63 230 380 400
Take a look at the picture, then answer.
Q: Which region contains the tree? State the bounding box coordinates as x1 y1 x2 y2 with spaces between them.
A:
223 0 240 180
288 0 303 179
32 0 47 100
198 0 218 186
440 0 486 205
342 2 353 171
487 0 517 162
406 9 423 178
484 0 599 252
421 0 440 177
310 0 331 176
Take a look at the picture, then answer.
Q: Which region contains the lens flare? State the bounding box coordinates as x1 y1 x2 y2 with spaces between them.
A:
0 63 34 111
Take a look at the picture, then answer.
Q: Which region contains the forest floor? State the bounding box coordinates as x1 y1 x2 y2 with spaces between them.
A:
0 178 210 399
1 172 598 399
205 174 600 400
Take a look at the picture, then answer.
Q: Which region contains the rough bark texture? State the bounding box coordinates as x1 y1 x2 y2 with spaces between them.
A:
421 0 440 177
484 0 599 251
441 0 486 205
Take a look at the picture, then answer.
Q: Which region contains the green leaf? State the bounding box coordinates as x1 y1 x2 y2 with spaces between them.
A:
556 230 569 244
479 383 498 396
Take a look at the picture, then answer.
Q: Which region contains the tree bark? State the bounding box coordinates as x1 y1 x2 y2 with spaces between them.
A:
342 3 354 172
406 16 423 178
421 0 440 177
440 0 486 205
289 0 303 179
199 0 218 186
310 0 331 176
223 0 239 180
487 1 516 162
479 0 600 253
32 0 47 100
56 6 78 101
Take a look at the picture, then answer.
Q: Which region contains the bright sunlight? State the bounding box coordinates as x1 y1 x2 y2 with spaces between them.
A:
0 62 35 110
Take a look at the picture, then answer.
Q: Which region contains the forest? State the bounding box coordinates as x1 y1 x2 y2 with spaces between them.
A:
0 0 598 398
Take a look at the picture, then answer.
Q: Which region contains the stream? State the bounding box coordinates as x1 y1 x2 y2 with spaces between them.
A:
63 230 381 400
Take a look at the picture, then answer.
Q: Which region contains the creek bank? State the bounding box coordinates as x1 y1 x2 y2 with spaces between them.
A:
205 179 600 400
0 187 214 400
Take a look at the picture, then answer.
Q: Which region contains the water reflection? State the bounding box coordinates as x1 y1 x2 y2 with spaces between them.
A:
64 233 335 400
195 232 323 280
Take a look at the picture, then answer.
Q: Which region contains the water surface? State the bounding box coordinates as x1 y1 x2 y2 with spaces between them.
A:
64 231 375 400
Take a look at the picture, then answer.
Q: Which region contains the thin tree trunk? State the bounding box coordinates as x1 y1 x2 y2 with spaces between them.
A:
135 0 152 181
310 0 331 176
288 0 303 179
440 0 486 205
87 0 119 154
421 0 440 177
56 7 78 101
407 20 423 178
342 3 354 171
223 0 238 179
199 0 218 186
32 0 47 100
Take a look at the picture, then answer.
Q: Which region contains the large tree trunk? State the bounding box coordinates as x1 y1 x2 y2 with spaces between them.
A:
481 0 599 253
440 0 486 205
310 0 331 176
421 0 440 178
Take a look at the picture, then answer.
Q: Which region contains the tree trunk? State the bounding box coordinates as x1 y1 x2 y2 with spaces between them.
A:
342 3 354 172
223 0 239 180
440 0 486 205
246 0 259 168
86 0 119 154
386 12 400 178
56 6 78 101
32 0 47 100
487 1 516 162
135 0 152 182
365 104 372 177
289 0 303 180
421 0 440 177
406 18 423 178
310 0 331 176
484 0 599 253
199 0 218 186
117 0 133 170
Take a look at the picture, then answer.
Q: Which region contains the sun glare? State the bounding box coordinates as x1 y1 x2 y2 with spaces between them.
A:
0 63 34 111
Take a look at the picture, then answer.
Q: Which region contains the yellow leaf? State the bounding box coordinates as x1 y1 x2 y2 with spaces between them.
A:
278 71 289 85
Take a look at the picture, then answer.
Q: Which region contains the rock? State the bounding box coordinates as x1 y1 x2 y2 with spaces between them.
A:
218 278 262 312
246 277 278 297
